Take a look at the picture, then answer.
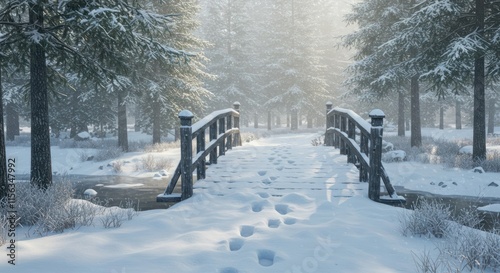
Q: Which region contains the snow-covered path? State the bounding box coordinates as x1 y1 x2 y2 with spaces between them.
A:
195 133 365 204
4 133 433 273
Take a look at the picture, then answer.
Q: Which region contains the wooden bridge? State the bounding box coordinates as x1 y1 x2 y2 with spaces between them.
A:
157 102 403 204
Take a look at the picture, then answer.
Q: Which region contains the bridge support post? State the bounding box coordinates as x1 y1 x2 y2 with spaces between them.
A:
179 110 194 200
325 102 333 146
368 109 385 201
233 102 242 147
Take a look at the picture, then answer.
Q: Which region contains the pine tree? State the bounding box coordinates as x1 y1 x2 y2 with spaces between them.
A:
0 0 191 187
200 0 260 115
138 0 212 144
261 0 328 130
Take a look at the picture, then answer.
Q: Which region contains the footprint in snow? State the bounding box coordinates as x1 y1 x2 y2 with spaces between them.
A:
258 170 267 176
229 238 245 251
240 225 255 237
220 267 239 273
275 204 290 215
258 249 276 267
284 217 297 225
251 200 268 212
268 219 281 228
275 166 284 171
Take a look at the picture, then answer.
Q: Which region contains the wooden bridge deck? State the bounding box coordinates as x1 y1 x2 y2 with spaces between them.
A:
192 133 367 203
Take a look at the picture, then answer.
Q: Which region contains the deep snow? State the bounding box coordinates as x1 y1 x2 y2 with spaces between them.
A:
2 127 500 272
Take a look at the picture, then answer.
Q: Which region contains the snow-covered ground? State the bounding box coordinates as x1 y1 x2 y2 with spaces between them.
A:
2 127 499 272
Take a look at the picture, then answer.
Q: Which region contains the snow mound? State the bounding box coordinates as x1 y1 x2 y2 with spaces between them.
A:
281 193 314 205
83 188 97 198
383 150 406 162
459 145 473 154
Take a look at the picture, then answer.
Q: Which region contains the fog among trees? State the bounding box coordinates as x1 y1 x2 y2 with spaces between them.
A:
1 0 498 192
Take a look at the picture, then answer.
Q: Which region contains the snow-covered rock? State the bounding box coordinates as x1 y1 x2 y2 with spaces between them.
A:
75 131 91 141
473 167 485 174
382 150 406 162
459 145 473 155
382 140 394 152
83 189 97 198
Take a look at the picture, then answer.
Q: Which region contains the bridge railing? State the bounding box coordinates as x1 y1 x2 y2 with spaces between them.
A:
157 102 242 202
324 102 397 202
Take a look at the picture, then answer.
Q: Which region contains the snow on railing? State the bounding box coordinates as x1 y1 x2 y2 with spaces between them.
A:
324 102 401 204
157 102 241 202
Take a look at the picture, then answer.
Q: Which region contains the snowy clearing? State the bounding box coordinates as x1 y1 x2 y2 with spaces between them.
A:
2 130 500 272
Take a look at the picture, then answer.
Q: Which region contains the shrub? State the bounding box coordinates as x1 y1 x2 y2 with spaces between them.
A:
93 147 124 162
399 198 451 238
141 155 172 172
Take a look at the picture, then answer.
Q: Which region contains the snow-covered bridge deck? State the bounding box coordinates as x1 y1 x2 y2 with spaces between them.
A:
193 133 366 204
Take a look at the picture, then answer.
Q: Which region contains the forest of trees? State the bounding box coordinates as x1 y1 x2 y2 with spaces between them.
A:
343 0 499 165
1 0 499 195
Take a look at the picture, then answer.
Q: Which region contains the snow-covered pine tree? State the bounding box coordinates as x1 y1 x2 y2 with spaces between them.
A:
0 54 6 198
0 0 190 188
137 0 212 144
200 0 260 118
260 0 329 130
343 0 417 138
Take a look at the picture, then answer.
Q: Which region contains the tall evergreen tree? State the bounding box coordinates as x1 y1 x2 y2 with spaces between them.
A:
0 1 190 187
200 0 259 114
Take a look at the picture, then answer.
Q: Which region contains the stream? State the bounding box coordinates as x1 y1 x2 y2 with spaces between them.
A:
23 175 500 231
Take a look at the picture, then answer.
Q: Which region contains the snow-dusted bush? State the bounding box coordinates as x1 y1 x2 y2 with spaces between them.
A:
241 132 259 143
0 214 7 246
399 198 451 238
141 155 172 172
407 199 500 272
93 146 124 162
100 199 139 228
444 227 500 271
144 141 180 153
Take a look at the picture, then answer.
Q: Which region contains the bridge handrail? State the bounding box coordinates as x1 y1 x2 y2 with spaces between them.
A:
324 103 396 202
157 102 242 202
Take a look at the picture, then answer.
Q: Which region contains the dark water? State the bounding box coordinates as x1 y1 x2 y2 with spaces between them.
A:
66 175 179 210
394 186 500 231
31 175 500 229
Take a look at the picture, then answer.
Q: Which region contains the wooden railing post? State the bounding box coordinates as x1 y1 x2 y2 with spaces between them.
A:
226 112 233 150
325 102 333 146
368 109 385 201
359 132 369 182
340 116 347 155
233 102 241 147
179 110 194 200
218 116 226 156
347 119 356 163
209 122 217 164
333 113 340 148
196 130 206 180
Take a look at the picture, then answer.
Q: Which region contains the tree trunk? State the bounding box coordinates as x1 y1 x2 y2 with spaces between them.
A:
30 2 52 188
456 100 462 130
254 113 258 128
439 106 444 129
410 75 422 147
286 113 290 127
117 92 129 152
276 115 281 127
291 110 298 130
307 114 313 128
152 98 161 144
69 91 78 138
398 90 405 136
487 98 495 134
0 60 7 198
135 105 141 132
473 0 486 164
267 111 272 130
6 102 19 141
